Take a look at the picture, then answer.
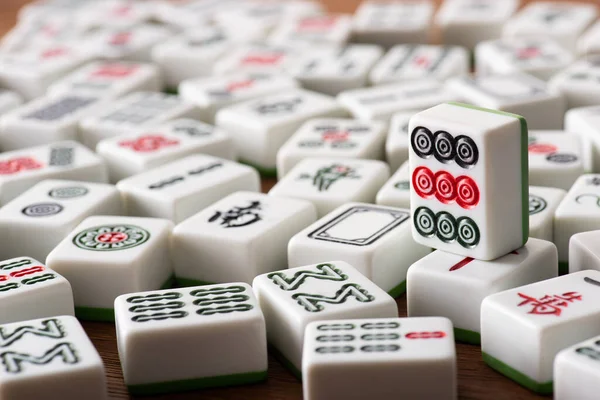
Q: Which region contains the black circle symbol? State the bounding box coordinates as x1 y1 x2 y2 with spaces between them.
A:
455 135 479 169
414 207 436 237
48 186 88 199
457 217 481 248
22 203 63 217
411 126 434 159
436 211 457 242
529 195 547 215
546 153 578 164
433 131 456 163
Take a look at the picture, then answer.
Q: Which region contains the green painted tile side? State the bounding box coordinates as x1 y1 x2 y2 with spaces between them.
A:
268 343 302 381
387 279 406 299
239 159 277 178
454 327 480 345
446 102 529 245
163 88 178 95
75 306 115 322
482 352 553 395
160 275 175 290
127 370 268 396
559 261 569 276
176 277 215 288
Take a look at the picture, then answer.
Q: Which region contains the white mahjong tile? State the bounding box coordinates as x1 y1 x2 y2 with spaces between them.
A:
385 111 420 172
548 56 600 109
409 103 528 260
288 202 430 297
117 155 259 223
253 260 398 377
76 0 155 30
578 21 600 56
446 73 565 130
213 43 304 76
408 238 558 344
369 45 469 85
153 0 237 29
565 106 600 171
481 270 600 394
79 92 202 149
97 118 235 182
376 161 411 209
269 158 390 217
569 231 600 275
0 141 107 205
0 90 22 116
179 72 299 124
268 14 352 48
277 118 386 179
337 80 459 122
555 334 600 400
0 316 106 400
528 186 566 243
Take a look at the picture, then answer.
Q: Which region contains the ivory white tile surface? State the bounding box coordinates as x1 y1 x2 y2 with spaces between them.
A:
376 161 411 209
548 56 600 109
555 334 600 400
528 185 566 243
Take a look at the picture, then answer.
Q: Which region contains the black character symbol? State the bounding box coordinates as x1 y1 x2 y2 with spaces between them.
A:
209 201 262 228
298 164 360 192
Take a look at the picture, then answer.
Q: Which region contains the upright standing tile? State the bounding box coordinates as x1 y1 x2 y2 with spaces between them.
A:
569 231 600 274
269 14 352 48
408 238 558 344
0 316 106 400
303 317 456 400
565 106 600 172
554 175 600 274
446 73 565 130
352 1 434 48
0 141 107 205
179 72 299 124
0 180 122 262
46 216 174 321
554 334 600 400
253 261 398 378
481 270 600 393
369 45 469 85
79 92 202 149
215 89 346 176
288 202 429 297
172 192 316 286
270 158 389 217
0 257 74 324
386 111 418 172
528 186 566 243
503 2 597 53
578 21 600 56
277 118 386 179
337 80 459 122
97 119 235 183
435 0 519 50
409 103 528 260
114 284 267 395
376 161 411 209
117 155 259 223
548 57 600 110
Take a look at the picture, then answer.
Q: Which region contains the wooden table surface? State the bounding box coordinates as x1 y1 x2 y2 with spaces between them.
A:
0 0 592 399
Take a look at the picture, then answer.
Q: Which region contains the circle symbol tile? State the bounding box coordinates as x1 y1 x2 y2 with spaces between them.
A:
22 203 63 217
49 186 88 199
73 225 150 251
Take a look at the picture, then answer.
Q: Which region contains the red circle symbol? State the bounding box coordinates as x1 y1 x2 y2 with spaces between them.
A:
406 331 447 339
434 171 456 204
456 176 480 209
97 232 128 244
412 166 435 198
528 143 558 154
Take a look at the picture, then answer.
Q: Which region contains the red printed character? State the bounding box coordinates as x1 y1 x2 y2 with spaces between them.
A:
241 53 284 66
41 47 69 59
297 16 338 31
91 63 138 78
321 130 350 142
226 79 255 92
119 135 180 153
405 331 447 339
517 291 583 316
110 32 132 46
0 157 43 175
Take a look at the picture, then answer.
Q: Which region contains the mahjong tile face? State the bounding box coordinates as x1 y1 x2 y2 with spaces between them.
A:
268 14 352 48
213 44 301 75
386 111 419 172
528 185 566 243
376 161 411 209
409 103 528 260
86 24 172 62
548 56 600 109
76 0 155 30
554 334 600 400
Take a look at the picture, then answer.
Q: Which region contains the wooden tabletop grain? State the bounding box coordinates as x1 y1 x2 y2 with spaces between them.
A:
0 0 590 399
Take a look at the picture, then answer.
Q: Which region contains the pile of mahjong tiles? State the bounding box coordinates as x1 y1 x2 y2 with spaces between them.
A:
3 0 600 399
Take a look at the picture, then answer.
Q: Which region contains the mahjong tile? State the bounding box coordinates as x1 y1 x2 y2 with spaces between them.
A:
352 1 434 48
303 317 456 400
114 283 267 395
435 0 519 50
171 192 316 286
408 238 558 344
337 80 459 122
0 43 94 100
446 73 565 130
46 215 174 321
0 316 106 400
215 89 346 176
376 161 411 209
117 155 259 223
548 56 600 109
153 0 237 29
0 93 104 151
565 106 600 171
578 21 600 56
481 270 600 394
252 260 398 378
0 257 74 324
476 37 574 81
179 72 299 124
97 119 235 183
286 44 383 96
385 111 420 172
76 0 155 30
569 231 600 275
269 158 390 217
0 141 107 205
213 43 303 76
47 61 162 99
268 14 351 48
554 334 600 400
276 118 386 179
79 92 202 149
528 186 566 243
288 202 430 297
528 131 586 190
369 45 469 85
0 90 22 116
503 2 597 53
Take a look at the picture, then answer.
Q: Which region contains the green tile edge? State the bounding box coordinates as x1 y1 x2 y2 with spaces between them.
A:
127 370 268 396
559 261 569 276
163 87 178 95
446 102 529 246
160 275 176 289
387 279 406 299
482 352 553 395
454 327 480 345
268 343 302 381
239 159 277 178
176 277 215 288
